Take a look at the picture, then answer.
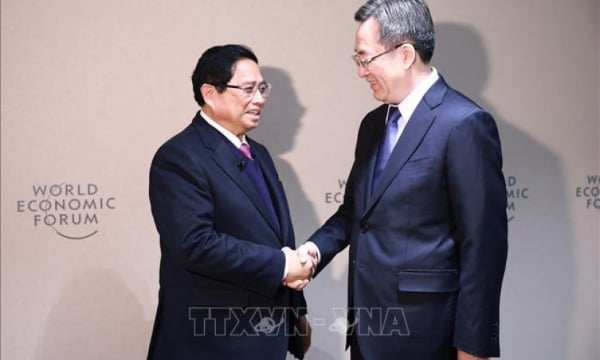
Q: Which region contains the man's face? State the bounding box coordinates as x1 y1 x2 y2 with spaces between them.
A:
354 17 407 104
212 58 266 136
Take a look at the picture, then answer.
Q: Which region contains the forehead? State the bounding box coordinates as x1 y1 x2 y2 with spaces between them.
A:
354 17 383 54
230 58 263 83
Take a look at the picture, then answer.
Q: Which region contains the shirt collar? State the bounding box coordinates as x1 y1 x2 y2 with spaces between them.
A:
199 109 248 148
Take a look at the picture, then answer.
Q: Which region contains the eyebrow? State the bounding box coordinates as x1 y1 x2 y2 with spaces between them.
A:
238 80 266 86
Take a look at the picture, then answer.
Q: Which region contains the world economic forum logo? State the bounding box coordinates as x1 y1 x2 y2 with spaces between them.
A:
16 182 116 240
506 175 529 222
575 174 600 210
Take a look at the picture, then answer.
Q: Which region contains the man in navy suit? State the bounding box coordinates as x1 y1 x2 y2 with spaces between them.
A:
298 1 507 359
147 44 313 360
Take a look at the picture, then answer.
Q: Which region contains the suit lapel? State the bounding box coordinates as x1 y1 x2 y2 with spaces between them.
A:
364 77 448 215
361 106 387 208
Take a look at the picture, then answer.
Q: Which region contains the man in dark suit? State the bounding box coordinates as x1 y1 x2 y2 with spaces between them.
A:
298 1 507 359
147 44 313 360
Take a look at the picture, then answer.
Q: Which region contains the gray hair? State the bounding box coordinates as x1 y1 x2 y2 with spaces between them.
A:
355 0 435 63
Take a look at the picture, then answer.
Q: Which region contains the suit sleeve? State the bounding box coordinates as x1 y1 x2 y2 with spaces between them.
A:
446 110 508 357
307 114 374 271
149 143 286 298
308 164 356 272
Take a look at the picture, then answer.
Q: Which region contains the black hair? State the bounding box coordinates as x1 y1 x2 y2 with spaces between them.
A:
191 44 259 106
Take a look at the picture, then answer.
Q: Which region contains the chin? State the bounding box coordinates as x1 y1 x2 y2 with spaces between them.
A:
372 92 387 102
246 121 259 131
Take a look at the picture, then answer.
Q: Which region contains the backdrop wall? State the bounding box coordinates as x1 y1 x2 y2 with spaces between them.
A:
1 1 598 359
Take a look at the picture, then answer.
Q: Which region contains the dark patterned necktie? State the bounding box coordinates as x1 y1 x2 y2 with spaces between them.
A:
238 143 281 235
373 106 401 188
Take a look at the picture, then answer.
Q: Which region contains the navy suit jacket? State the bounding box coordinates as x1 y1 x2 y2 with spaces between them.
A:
147 113 306 360
309 76 507 359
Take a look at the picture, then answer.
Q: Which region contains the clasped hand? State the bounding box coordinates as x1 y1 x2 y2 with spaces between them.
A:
282 244 319 291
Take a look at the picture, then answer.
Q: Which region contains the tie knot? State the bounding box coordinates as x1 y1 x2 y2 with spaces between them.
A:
239 143 253 159
387 106 401 124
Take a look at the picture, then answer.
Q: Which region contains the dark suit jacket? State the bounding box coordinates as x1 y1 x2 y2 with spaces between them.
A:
147 112 306 360
309 76 507 359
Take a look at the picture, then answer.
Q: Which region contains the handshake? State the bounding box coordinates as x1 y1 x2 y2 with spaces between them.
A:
281 243 320 291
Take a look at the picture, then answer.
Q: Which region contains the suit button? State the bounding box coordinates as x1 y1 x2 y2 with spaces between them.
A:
360 222 369 233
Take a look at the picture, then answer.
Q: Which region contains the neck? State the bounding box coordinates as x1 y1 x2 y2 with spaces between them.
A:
200 107 246 141
409 63 432 88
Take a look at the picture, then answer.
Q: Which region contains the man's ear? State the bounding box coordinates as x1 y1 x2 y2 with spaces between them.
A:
201 83 216 108
399 43 418 69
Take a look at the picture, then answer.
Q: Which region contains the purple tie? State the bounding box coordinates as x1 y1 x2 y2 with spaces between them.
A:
373 106 401 188
237 142 281 235
239 143 253 159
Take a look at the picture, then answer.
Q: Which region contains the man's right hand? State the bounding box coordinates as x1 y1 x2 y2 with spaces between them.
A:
297 242 320 266
282 247 316 290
